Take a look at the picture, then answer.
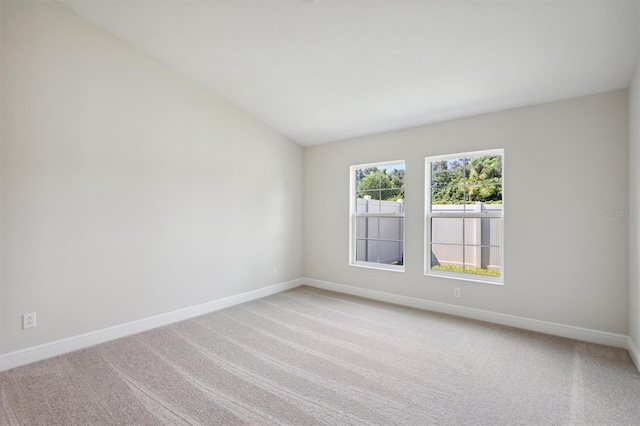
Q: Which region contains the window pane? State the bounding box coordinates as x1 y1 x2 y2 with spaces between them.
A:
430 155 502 208
379 217 403 241
379 198 404 214
356 196 381 213
463 217 481 245
381 164 405 190
463 246 501 277
355 239 366 261
427 150 503 281
368 217 380 239
464 245 481 269
356 217 379 239
431 218 462 244
356 239 379 263
431 202 465 214
488 247 502 274
379 188 403 203
431 159 466 183
463 216 502 246
366 240 379 263
356 165 404 202
430 243 463 270
467 183 502 204
379 240 403 265
356 169 397 192
465 185 481 205
485 217 502 247
353 161 405 270
356 216 378 239
431 187 468 208
358 189 382 197
480 202 503 216
463 266 501 278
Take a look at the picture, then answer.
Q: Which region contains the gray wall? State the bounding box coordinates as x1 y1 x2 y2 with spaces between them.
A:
305 90 629 335
0 1 304 354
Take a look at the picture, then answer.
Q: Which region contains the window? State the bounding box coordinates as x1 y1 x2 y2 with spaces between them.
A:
350 161 405 271
426 150 503 284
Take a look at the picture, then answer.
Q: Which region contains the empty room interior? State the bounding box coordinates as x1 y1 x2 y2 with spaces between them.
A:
2 0 640 424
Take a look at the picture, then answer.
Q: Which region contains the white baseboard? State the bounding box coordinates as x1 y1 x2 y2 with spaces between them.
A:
3 277 637 375
0 279 303 373
628 337 640 372
302 278 630 350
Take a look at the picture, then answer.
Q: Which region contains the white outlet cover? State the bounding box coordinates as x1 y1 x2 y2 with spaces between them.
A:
23 313 36 329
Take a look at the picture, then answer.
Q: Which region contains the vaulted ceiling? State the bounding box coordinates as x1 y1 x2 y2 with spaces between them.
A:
60 0 640 146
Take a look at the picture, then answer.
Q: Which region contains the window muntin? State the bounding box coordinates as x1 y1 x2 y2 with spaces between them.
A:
426 150 503 283
350 161 405 271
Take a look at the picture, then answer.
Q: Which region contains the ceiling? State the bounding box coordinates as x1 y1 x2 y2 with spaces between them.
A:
59 0 640 146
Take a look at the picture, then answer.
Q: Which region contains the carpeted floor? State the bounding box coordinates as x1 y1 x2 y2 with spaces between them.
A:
1 286 639 425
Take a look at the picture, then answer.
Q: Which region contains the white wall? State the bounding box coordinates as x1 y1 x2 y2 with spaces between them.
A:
630 62 640 350
0 0 303 354
305 90 629 335
0 0 3 354
0 0 634 361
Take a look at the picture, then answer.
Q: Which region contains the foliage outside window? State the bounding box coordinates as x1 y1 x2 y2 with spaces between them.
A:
350 161 405 271
426 150 503 284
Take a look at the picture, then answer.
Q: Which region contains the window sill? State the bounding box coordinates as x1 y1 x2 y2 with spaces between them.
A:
426 270 503 285
350 261 404 273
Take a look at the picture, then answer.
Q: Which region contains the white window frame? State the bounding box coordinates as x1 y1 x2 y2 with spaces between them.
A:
425 149 504 285
350 160 405 272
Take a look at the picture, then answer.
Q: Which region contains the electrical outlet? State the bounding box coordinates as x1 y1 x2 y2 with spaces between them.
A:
23 312 36 329
272 266 278 276
454 288 461 298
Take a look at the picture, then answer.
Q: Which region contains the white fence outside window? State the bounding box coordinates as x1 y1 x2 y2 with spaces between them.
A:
355 198 404 264
354 199 502 270
430 202 502 271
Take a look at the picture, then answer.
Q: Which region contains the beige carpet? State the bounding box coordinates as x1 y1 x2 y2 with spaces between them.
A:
1 286 639 425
